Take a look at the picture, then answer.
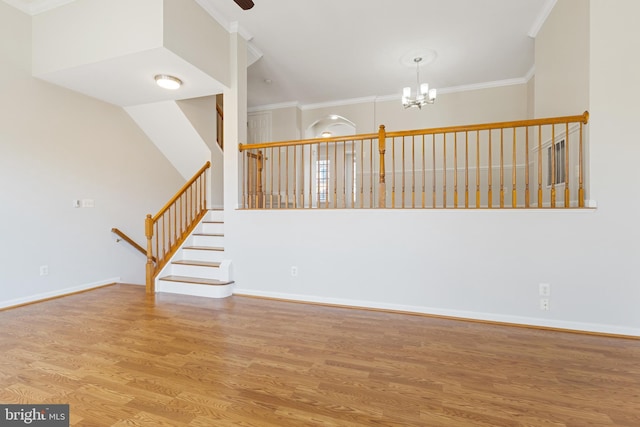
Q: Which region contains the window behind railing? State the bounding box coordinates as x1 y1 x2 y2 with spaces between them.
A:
548 139 566 186
239 112 589 209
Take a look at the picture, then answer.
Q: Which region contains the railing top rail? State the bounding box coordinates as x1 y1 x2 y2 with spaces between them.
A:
151 161 210 221
112 227 154 261
238 111 589 152
239 132 379 152
385 111 589 138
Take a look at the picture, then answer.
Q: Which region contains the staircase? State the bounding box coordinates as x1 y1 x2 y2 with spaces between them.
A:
156 210 234 298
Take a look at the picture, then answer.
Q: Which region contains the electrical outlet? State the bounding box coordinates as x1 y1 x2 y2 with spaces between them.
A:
539 283 551 297
40 265 49 276
290 266 298 277
81 198 95 208
540 298 550 311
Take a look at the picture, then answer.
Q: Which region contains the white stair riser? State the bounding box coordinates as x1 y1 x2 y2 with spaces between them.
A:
192 235 224 247
157 281 233 298
206 211 224 222
201 222 224 234
154 210 232 298
181 249 225 263
170 264 228 280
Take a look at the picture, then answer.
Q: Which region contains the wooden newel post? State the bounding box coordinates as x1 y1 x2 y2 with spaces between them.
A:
257 150 264 208
378 125 387 208
578 111 588 208
145 214 155 295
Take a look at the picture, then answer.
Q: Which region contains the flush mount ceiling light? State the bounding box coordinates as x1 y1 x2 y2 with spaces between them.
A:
154 74 182 90
321 131 332 138
402 57 437 109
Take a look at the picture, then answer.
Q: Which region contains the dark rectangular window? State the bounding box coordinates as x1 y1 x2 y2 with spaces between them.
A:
547 139 566 185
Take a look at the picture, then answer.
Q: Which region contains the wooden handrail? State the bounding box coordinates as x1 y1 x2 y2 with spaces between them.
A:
145 162 211 294
239 132 379 151
386 112 589 138
153 162 210 221
112 228 155 261
238 112 589 151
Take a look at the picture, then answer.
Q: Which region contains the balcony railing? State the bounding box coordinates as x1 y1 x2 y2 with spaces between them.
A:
239 112 589 209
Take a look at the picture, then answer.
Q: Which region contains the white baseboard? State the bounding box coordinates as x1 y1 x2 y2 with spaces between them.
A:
157 281 234 298
233 288 640 338
0 277 120 310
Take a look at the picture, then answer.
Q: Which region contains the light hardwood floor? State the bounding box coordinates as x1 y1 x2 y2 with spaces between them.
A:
0 284 638 426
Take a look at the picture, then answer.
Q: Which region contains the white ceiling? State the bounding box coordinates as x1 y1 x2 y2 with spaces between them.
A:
4 0 555 109
200 0 555 109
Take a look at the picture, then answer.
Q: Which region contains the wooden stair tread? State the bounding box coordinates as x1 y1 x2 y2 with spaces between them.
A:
159 275 233 286
193 233 224 237
172 260 221 268
183 245 224 252
203 221 224 224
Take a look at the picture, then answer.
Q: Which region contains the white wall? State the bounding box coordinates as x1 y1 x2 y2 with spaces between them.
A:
177 96 224 208
32 0 163 75
227 0 639 336
375 84 528 131
124 101 211 181
223 33 248 211
270 106 301 141
302 101 377 135
0 2 184 307
266 84 528 142
163 0 230 87
228 208 640 335
584 0 640 330
534 0 589 117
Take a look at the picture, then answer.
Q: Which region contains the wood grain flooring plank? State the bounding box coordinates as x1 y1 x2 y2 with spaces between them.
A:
0 284 638 426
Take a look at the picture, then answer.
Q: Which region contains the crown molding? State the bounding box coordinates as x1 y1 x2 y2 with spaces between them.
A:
229 21 253 41
528 0 557 38
29 0 75 14
195 0 253 40
246 40 263 66
249 74 535 112
248 101 300 113
3 0 75 15
300 96 378 111
524 65 535 82
195 0 260 66
376 75 527 102
375 94 400 103
439 77 528 95
2 0 30 14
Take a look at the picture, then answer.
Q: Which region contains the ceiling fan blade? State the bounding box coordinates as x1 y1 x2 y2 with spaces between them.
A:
233 0 254 10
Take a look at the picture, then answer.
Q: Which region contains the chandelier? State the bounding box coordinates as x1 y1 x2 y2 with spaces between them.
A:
402 57 437 109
